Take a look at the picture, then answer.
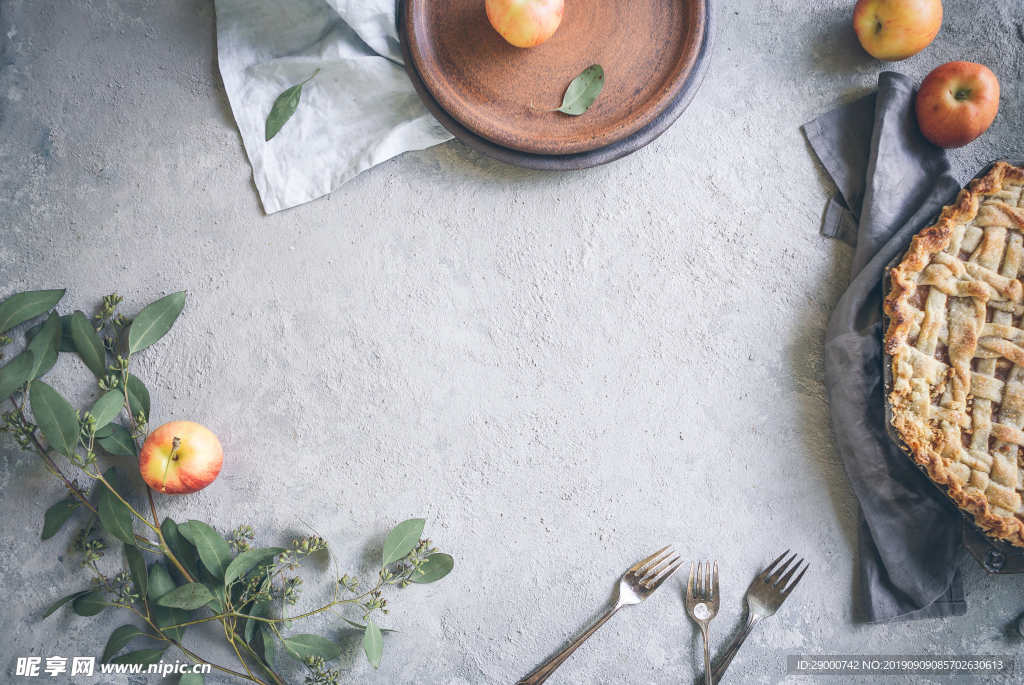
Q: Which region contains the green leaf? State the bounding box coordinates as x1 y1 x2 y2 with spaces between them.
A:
341 617 397 633
26 311 62 380
265 69 319 141
42 590 90 618
42 498 80 539
162 518 200 581
72 590 107 617
125 373 150 422
382 518 425 566
58 314 76 352
552 64 605 116
156 583 215 610
224 547 285 586
125 544 148 599
177 521 194 544
410 553 454 584
259 622 275 667
188 520 233 579
364 619 383 669
89 390 124 431
97 467 136 546
97 423 137 457
30 380 80 457
102 625 144 663
282 634 341 663
198 562 225 612
128 291 186 354
179 674 206 685
0 349 34 401
245 597 271 644
149 563 189 641
70 310 106 378
110 649 166 666
0 289 65 334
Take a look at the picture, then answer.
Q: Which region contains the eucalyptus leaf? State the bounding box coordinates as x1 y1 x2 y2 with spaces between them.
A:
89 390 124 431
97 424 137 457
42 498 80 540
42 590 90 618
259 622 275 667
197 563 226 612
0 289 65 334
125 544 148 599
72 590 107 617
125 373 150 422
410 553 454 584
341 617 397 633
551 64 605 115
265 69 320 141
382 518 425 566
30 381 80 457
245 597 271 644
177 521 195 544
282 634 341 663
224 547 285 586
128 291 186 354
96 467 137 546
188 520 233 579
0 349 34 401
70 310 106 378
102 625 144 663
364 619 383 669
156 583 216 610
149 563 190 642
110 649 166 666
26 312 62 380
58 314 76 352
161 518 200 581
179 674 206 685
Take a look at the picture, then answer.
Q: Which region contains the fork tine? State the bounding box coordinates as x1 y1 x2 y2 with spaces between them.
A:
712 560 719 600
775 557 803 591
781 562 808 597
686 562 695 602
641 555 680 584
629 546 672 575
698 560 706 598
758 550 790 583
766 553 796 587
646 560 683 591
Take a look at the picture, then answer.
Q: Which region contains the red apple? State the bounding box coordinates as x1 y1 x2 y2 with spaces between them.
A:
853 0 942 61
140 421 223 495
915 61 999 149
486 0 564 49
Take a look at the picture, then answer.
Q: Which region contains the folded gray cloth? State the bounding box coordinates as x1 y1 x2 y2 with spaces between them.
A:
804 72 968 622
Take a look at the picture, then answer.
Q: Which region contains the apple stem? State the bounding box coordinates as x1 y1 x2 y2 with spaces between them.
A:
955 88 972 101
161 437 181 492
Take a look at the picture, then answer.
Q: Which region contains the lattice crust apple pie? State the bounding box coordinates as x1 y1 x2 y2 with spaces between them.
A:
884 162 1024 547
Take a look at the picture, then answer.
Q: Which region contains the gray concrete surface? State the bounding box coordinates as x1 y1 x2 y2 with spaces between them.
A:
3 1 1024 683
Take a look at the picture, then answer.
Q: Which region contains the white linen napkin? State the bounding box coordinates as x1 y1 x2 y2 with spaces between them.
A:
214 0 453 214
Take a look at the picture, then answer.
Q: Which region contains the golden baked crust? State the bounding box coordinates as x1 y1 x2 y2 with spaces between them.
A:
884 161 1024 547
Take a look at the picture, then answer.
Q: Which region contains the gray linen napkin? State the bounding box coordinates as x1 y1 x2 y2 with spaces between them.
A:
804 72 969 622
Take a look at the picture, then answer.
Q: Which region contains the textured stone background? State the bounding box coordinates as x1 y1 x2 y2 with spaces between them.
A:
3 1 1024 683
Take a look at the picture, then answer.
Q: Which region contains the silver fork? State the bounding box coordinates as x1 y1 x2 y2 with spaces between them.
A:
709 551 808 685
515 546 682 685
685 561 720 685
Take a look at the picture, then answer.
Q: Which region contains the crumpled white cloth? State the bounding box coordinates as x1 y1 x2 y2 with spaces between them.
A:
214 0 452 214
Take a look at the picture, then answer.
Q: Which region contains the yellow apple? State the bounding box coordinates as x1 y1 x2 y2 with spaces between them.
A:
853 0 942 61
140 421 223 495
486 0 564 49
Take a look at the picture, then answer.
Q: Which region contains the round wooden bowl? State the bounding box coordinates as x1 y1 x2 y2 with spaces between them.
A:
405 0 706 155
398 0 715 171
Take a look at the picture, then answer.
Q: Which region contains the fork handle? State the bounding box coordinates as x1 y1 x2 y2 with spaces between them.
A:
515 606 621 685
709 614 760 685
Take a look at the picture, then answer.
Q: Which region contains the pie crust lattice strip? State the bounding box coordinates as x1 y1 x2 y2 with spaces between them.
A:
884 161 1024 547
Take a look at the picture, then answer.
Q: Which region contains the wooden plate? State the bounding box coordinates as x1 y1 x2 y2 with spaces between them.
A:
405 0 706 155
398 0 716 171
